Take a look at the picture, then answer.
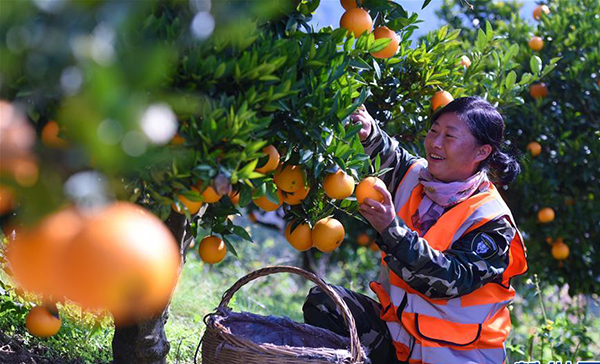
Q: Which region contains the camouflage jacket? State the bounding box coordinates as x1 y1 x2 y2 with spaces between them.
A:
362 121 515 300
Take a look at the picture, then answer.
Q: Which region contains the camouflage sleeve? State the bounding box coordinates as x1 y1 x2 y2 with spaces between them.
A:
376 216 514 299
361 118 418 193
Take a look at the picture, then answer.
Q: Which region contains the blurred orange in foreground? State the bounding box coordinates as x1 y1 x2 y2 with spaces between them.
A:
60 202 180 324
6 207 84 298
41 121 68 148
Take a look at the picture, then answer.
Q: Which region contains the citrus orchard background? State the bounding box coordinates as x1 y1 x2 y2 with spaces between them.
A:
0 0 599 363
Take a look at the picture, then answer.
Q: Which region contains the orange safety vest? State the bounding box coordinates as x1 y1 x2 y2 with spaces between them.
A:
370 159 528 364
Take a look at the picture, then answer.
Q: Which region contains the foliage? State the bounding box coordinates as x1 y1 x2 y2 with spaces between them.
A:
437 0 600 294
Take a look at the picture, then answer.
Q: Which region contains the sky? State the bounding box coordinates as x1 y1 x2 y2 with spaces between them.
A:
310 0 539 41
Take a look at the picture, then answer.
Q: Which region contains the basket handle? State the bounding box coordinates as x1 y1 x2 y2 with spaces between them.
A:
218 265 366 363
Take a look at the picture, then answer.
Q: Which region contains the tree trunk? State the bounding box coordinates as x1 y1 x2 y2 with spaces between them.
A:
111 207 201 364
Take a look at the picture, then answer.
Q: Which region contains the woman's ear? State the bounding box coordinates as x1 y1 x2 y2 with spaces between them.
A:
476 144 493 162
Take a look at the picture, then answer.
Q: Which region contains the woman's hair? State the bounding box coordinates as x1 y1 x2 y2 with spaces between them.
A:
432 96 521 185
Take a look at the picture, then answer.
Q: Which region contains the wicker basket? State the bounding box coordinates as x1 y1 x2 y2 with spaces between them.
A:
199 265 367 364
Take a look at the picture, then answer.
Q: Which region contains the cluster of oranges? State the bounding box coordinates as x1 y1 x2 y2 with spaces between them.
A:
528 5 550 100
338 0 399 59
545 236 570 262
3 202 180 335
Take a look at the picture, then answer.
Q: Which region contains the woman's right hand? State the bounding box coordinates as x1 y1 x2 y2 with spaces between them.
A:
350 105 374 141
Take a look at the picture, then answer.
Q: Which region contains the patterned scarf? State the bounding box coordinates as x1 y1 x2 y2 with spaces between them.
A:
411 168 490 236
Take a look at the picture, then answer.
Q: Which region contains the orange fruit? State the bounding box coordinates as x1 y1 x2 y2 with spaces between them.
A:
369 242 379 252
274 165 304 192
371 26 399 59
170 134 185 145
340 8 372 38
459 55 471 68
530 83 548 99
198 235 227 264
200 185 222 203
357 233 371 246
255 145 280 174
41 121 68 149
172 187 203 214
284 184 310 205
6 207 84 297
356 177 386 204
229 190 240 205
26 306 61 337
545 236 553 245
537 207 555 223
323 170 355 200
551 241 569 260
526 141 542 157
253 189 284 211
248 212 258 223
13 158 39 187
533 5 550 20
432 90 454 111
528 36 544 51
312 217 345 253
340 0 361 10
285 222 313 251
0 185 15 214
60 202 180 323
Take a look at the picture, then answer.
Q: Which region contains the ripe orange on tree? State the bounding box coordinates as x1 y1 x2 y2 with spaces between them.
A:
357 233 371 246
340 0 361 10
285 222 313 251
200 185 222 203
41 121 68 149
537 207 555 223
198 235 227 264
26 305 61 338
172 186 203 214
6 206 84 297
356 176 386 204
340 8 372 38
60 202 180 323
312 217 345 253
0 185 15 214
533 5 550 20
284 184 310 205
551 241 569 261
526 141 542 157
253 188 284 211
530 83 548 99
371 26 399 59
255 145 280 174
459 55 471 68
229 190 240 205
170 134 185 145
432 90 454 111
274 164 304 192
369 242 379 252
323 170 355 200
528 36 544 51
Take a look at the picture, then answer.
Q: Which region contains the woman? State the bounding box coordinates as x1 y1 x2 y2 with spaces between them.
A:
303 97 528 364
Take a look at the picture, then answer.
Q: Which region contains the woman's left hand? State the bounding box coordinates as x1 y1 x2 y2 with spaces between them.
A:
359 183 396 234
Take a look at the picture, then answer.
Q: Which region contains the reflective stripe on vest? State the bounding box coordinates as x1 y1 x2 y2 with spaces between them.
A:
374 159 527 363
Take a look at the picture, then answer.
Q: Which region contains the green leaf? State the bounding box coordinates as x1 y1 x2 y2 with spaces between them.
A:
476 29 487 51
422 0 432 9
374 154 381 172
214 63 226 79
369 38 391 53
221 235 239 257
530 55 542 75
349 58 372 70
485 21 494 41
231 225 253 242
505 71 517 90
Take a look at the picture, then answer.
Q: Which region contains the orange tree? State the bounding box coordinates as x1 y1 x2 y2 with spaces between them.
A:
437 0 600 296
0 0 553 362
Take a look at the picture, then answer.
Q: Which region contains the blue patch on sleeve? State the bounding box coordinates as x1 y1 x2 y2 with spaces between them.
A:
472 233 498 259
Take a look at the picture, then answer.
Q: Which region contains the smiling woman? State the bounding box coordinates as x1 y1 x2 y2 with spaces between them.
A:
303 97 528 364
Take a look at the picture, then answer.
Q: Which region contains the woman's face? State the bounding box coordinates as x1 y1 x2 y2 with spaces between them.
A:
424 112 492 182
